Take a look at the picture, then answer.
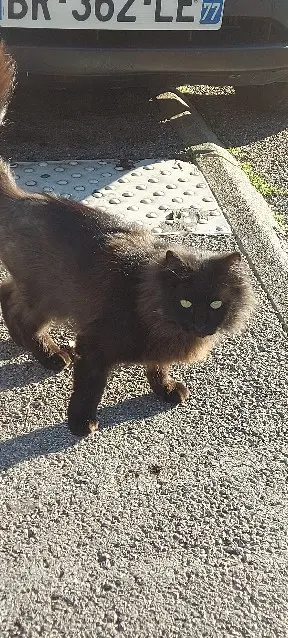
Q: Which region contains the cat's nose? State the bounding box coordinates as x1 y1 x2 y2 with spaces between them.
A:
194 322 207 333
194 322 213 337
195 325 215 337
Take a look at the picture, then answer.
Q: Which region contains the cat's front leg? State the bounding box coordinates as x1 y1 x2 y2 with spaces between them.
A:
146 364 189 405
68 335 109 437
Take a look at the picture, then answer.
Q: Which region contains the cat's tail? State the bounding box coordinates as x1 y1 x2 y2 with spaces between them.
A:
0 41 19 198
0 40 16 126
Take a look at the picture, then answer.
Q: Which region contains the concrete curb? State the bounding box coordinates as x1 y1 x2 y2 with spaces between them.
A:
157 92 288 331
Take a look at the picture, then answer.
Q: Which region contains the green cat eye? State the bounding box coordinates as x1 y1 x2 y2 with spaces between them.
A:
180 299 192 309
210 300 223 310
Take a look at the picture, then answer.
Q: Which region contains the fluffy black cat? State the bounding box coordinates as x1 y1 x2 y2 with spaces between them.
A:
0 42 254 436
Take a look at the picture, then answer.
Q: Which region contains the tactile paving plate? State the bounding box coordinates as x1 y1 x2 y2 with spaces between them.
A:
11 158 231 236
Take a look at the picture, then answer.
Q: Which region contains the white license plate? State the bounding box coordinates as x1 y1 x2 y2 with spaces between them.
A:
0 0 225 30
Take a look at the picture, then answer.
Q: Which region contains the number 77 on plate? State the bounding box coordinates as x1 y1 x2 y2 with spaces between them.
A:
200 0 224 26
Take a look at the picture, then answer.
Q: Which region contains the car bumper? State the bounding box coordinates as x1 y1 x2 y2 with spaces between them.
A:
3 0 288 87
8 43 288 87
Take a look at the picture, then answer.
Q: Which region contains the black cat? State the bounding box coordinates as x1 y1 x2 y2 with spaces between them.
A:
0 42 255 436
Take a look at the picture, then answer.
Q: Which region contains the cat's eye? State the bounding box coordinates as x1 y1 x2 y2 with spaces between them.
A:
180 299 192 309
210 300 223 310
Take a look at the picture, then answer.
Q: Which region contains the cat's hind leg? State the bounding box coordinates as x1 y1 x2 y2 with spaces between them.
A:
146 364 189 405
0 277 72 371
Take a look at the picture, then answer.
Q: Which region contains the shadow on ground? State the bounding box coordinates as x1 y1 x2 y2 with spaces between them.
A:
0 359 59 390
0 394 170 471
0 86 181 161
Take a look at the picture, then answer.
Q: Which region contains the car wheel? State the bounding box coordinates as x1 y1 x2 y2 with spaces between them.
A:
235 83 288 113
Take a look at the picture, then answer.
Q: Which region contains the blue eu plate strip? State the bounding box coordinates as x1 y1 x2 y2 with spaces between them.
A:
200 0 224 25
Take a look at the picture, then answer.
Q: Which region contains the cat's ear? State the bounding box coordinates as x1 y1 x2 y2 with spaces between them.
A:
165 250 183 268
220 252 241 269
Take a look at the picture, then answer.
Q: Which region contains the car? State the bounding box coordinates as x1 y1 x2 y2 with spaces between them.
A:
1 0 288 111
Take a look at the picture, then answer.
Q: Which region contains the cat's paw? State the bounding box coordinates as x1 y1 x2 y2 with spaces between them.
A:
69 418 99 438
163 381 189 405
67 394 99 437
41 349 72 372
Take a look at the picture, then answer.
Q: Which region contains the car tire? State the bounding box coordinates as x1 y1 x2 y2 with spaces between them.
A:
235 83 288 113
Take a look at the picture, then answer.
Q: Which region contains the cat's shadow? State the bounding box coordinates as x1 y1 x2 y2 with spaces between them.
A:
97 394 171 431
0 359 58 390
0 338 173 470
0 338 27 362
0 396 170 470
0 339 70 389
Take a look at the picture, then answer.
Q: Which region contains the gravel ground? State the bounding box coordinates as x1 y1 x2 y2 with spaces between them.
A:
0 88 288 638
182 87 288 234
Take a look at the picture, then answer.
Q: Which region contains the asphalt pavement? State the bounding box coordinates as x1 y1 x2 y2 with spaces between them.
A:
0 87 287 638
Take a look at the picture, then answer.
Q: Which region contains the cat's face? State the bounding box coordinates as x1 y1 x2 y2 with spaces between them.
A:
159 249 253 338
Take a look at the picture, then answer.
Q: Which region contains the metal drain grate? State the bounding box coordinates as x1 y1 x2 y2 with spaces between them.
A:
11 158 231 236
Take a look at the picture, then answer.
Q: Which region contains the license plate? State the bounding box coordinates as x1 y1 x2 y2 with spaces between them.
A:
0 0 225 30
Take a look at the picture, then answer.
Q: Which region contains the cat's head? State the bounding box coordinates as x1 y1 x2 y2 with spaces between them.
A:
156 248 254 338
